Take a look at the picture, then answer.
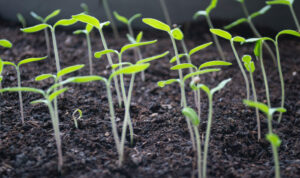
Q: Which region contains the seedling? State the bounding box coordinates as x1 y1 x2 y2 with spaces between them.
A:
0 75 101 171
30 9 61 58
242 55 261 140
182 107 202 178
72 13 123 108
224 2 276 64
0 39 12 90
73 24 94 75
193 0 225 60
72 108 82 129
210 29 250 100
17 13 26 28
1 56 47 125
267 0 300 31
80 3 89 14
159 0 172 26
190 78 231 178
101 0 120 39
243 100 286 178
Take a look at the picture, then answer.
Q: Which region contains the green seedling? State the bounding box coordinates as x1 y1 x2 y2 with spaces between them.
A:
182 107 202 178
30 9 61 58
72 108 82 129
80 3 89 14
17 13 26 28
159 0 172 26
113 12 147 81
1 56 47 125
0 74 100 171
210 29 250 100
267 0 300 31
191 78 231 178
21 15 78 87
242 55 261 140
243 100 286 178
73 24 94 75
194 0 225 60
0 39 12 48
72 13 123 108
224 2 276 64
101 0 120 39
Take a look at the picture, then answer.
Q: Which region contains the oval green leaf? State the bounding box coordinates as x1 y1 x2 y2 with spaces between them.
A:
44 9 61 23
121 40 157 54
199 61 232 70
0 39 12 48
35 74 55 81
54 18 77 28
243 100 269 116
113 11 128 24
0 87 44 95
266 0 292 6
183 68 220 81
211 78 231 95
57 64 85 78
170 54 187 63
157 79 179 87
109 64 150 82
49 87 68 102
182 107 200 126
210 29 232 40
189 42 213 56
142 18 171 32
137 51 169 64
171 63 197 70
171 28 184 40
18 56 47 67
266 133 281 147
70 75 106 83
72 13 100 29
21 24 49 33
94 49 118 58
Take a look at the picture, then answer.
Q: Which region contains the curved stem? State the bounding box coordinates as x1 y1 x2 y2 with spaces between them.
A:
289 5 300 32
230 41 250 100
250 72 261 140
275 43 285 123
194 125 202 178
259 43 271 107
102 0 120 39
16 67 24 125
86 33 93 75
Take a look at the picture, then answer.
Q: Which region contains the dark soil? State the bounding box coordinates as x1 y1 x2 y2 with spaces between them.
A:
1 18 300 178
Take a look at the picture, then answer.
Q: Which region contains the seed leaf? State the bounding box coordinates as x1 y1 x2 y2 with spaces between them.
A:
171 63 197 70
113 11 128 24
109 64 150 82
199 61 232 70
195 84 211 95
54 18 77 28
142 18 171 32
254 40 262 57
72 13 101 29
136 31 143 43
35 74 55 81
0 87 44 95
57 64 84 78
243 100 269 116
44 9 61 23
73 29 85 35
206 0 218 14
0 39 12 48
94 49 119 58
17 13 26 27
121 40 157 54
111 62 132 69
232 36 246 42
250 5 271 19
210 29 232 40
266 133 281 147
170 54 187 63
86 24 93 33
182 107 200 126
242 55 255 73
30 11 44 22
266 0 292 6
137 51 169 64
211 78 231 95
189 42 213 56
224 18 247 30
81 3 89 14
276 29 300 40
171 28 184 40
129 13 142 24
21 24 49 33
193 11 207 19
18 56 47 67
183 68 220 81
269 107 287 116
30 99 48 105
157 79 179 87
49 87 68 102
3 61 16 67
70 75 107 83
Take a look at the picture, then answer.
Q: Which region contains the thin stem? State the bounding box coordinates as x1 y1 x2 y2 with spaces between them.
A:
206 15 226 61
250 71 261 140
50 29 62 85
16 67 24 125
44 28 51 58
102 0 120 39
197 89 201 120
159 0 172 26
275 43 285 123
194 125 202 178
203 94 213 178
99 29 122 108
289 5 300 32
272 144 280 178
230 40 250 100
86 33 93 75
268 115 273 133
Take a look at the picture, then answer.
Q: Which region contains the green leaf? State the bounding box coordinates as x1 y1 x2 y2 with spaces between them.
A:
18 56 47 67
73 29 85 35
211 78 232 94
157 79 179 87
128 13 142 24
113 11 128 24
3 61 16 67
189 42 213 56
111 62 132 69
30 11 44 22
0 87 44 95
70 75 107 83
193 11 207 19
49 87 68 102
72 13 101 29
210 29 232 40
276 29 300 41
137 51 169 64
80 3 89 14
0 39 12 48
121 40 157 54
250 5 271 19
54 18 77 28
224 18 247 30
109 64 150 82
44 9 61 23
0 59 4 73
21 24 49 33
94 49 118 58
269 107 287 116
243 100 269 116
171 63 197 70
127 34 136 43
170 54 187 63
30 99 48 105
206 0 219 14
57 64 85 78
197 84 211 95
100 21 110 29
182 107 200 126
266 0 292 6
142 18 171 32
266 133 281 147
242 55 255 73
17 13 26 28
183 68 220 81
136 31 143 43
236 0 245 3
35 74 55 81
254 40 262 57
171 28 184 40
199 61 232 70
232 36 246 42
86 24 93 33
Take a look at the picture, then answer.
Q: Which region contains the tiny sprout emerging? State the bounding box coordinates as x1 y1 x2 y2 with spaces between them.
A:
72 108 82 129
17 13 26 28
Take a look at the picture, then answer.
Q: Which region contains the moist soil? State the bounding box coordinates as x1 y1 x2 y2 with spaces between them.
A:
0 18 300 178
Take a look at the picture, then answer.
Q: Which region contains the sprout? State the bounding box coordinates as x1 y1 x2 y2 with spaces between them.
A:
1 56 47 125
72 13 123 107
224 2 276 64
73 24 94 75
16 13 26 28
242 55 261 140
158 0 172 26
30 9 61 58
243 100 286 178
101 0 120 39
266 0 300 31
193 0 225 60
210 28 250 100
72 108 82 129
191 78 231 178
80 3 89 14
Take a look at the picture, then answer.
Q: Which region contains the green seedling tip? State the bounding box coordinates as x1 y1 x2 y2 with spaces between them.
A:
35 74 55 81
94 49 118 58
44 9 61 23
72 13 101 29
266 0 293 6
72 108 83 129
21 24 49 33
243 100 286 117
171 28 184 40
193 10 207 19
171 63 197 71
18 56 47 67
137 51 169 64
113 11 129 24
199 60 232 70
242 55 255 73
182 107 200 126
0 39 13 48
266 133 282 147
54 18 77 28
17 13 26 28
57 64 85 78
81 3 89 14
206 0 219 14
136 31 143 43
224 18 247 30
49 87 68 102
189 42 213 56
157 79 179 88
109 64 150 82
169 54 186 63
210 29 232 40
120 40 157 54
142 18 171 32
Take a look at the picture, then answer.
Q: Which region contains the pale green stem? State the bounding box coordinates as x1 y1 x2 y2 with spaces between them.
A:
50 29 62 88
99 29 122 108
194 125 202 178
16 67 24 125
44 28 51 58
230 40 250 100
159 0 172 26
86 33 93 75
272 143 281 178
289 5 300 32
275 43 285 123
259 43 271 108
206 15 226 61
202 94 213 178
249 71 261 140
268 115 273 134
102 0 120 39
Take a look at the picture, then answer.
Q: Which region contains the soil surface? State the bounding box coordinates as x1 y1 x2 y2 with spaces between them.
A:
0 18 300 178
